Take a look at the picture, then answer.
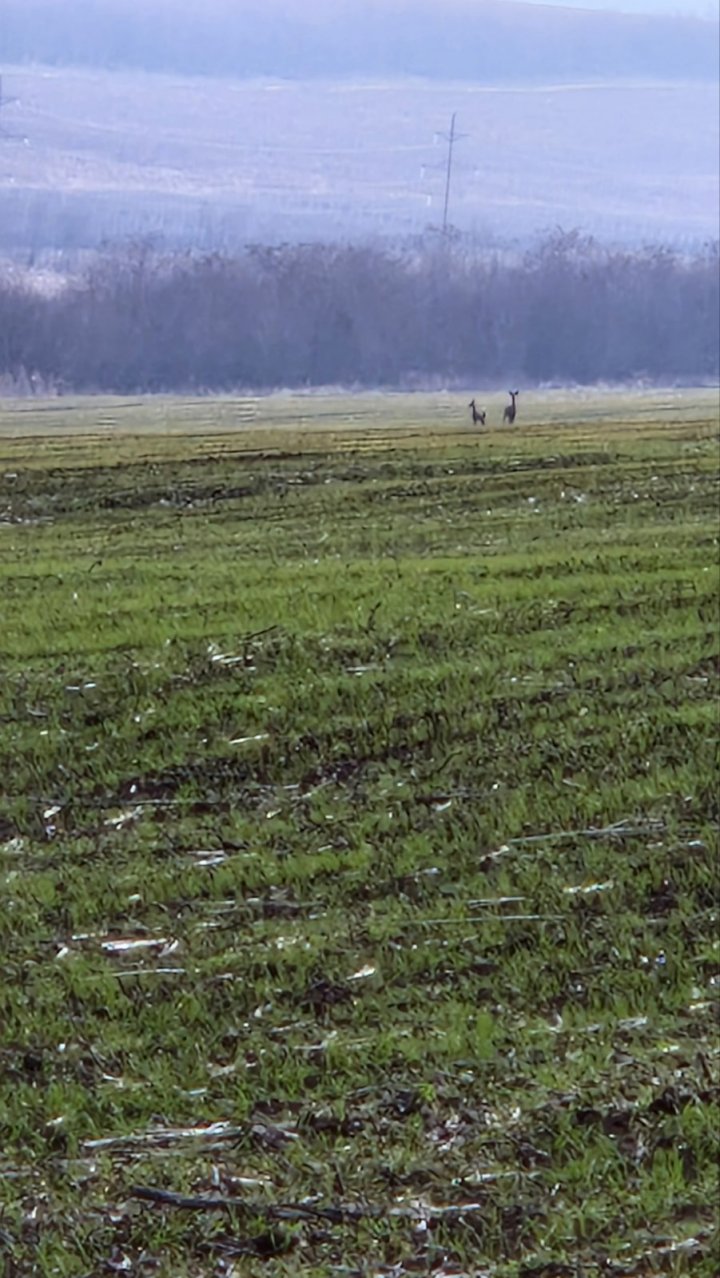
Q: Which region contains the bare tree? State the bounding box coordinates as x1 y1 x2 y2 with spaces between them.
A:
1 235 717 393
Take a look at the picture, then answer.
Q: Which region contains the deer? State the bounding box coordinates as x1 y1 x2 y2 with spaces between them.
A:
468 399 486 426
503 390 519 425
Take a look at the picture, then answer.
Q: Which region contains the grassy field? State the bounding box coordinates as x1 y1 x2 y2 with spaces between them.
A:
0 390 718 1276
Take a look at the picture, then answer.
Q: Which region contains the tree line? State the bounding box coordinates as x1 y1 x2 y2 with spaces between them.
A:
1 233 717 395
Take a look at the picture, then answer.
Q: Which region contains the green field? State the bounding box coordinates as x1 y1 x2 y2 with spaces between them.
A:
0 390 718 1276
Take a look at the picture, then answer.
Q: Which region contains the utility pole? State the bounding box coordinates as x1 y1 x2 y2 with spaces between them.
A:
439 112 467 235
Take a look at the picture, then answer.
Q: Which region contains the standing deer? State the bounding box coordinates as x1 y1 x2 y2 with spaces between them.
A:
468 399 486 425
503 390 519 425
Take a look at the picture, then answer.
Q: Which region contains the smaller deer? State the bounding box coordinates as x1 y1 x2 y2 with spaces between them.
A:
503 390 519 425
468 399 486 425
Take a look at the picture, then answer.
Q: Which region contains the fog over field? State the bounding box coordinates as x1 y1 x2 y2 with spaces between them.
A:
0 68 716 253
0 0 717 253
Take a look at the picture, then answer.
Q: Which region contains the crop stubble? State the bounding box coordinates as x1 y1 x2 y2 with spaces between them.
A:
0 390 718 1275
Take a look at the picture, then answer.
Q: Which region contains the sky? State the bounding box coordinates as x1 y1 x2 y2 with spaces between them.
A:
515 0 716 13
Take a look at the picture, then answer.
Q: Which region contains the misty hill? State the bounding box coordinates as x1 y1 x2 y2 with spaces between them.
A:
2 0 718 84
0 67 716 253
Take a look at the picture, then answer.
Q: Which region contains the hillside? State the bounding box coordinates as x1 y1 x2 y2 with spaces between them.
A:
0 67 717 252
1 0 718 83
